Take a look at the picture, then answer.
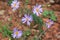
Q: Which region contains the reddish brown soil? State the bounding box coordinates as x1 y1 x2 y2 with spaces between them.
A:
0 0 60 40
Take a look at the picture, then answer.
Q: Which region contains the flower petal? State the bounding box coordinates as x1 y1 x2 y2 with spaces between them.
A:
24 14 28 18
33 5 43 16
16 31 22 38
29 15 33 21
27 21 30 26
12 34 16 38
22 18 26 22
12 8 16 11
38 5 42 8
36 12 39 16
13 28 18 32
22 20 26 23
39 8 43 12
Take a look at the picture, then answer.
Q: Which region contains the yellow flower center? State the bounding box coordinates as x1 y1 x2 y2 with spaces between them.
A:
48 22 51 24
36 8 39 12
14 3 16 7
15 31 19 35
26 18 29 21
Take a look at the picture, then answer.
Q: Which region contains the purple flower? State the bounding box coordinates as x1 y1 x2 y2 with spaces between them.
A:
11 0 20 11
46 20 54 28
22 14 33 26
33 5 43 16
12 28 23 38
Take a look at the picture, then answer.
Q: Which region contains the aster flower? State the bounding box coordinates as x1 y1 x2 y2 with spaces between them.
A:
12 28 23 38
46 20 54 28
11 0 20 11
33 5 43 16
22 14 33 26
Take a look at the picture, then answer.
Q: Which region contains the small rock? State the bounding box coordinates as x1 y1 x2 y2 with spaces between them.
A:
0 10 5 15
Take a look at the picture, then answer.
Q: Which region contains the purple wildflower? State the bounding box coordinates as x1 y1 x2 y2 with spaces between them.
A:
22 14 33 26
11 0 20 11
46 20 54 28
12 28 23 38
33 5 43 16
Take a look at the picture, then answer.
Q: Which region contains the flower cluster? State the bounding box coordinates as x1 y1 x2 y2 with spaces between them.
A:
10 0 55 39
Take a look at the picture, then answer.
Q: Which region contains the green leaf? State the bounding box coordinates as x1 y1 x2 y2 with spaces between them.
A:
49 10 54 15
23 30 31 36
32 14 43 26
50 15 56 21
25 0 29 5
42 10 49 17
32 14 39 24
0 29 2 32
49 11 57 21
19 8 23 14
33 36 39 40
0 21 3 28
8 0 13 5
32 14 43 32
23 8 31 14
43 10 57 21
38 17 43 26
2 25 12 37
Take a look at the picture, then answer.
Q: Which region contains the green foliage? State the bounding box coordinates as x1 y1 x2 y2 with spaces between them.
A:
49 10 54 14
0 29 2 32
0 21 3 28
23 8 31 14
42 10 49 17
22 30 31 40
8 0 13 5
42 10 56 21
32 14 43 25
25 0 29 5
19 8 23 14
1 25 12 37
50 11 57 21
32 14 43 32
33 36 39 40
23 30 31 37
50 15 56 21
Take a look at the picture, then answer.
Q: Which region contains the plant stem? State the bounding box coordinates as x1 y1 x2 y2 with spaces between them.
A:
38 28 49 40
